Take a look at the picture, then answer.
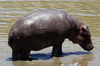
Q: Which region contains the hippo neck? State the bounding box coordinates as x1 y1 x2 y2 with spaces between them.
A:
67 14 84 41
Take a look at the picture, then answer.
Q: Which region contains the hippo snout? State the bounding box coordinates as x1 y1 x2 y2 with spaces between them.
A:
79 43 94 51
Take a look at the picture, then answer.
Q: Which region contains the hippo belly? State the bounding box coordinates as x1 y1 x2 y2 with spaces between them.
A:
18 34 62 51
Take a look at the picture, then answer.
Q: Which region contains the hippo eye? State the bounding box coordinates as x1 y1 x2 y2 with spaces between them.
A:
88 34 91 37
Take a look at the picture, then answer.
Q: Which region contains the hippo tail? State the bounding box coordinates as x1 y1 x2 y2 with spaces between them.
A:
8 32 17 46
8 34 20 51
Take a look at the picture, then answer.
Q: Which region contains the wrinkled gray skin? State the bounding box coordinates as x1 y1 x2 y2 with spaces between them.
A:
8 9 94 61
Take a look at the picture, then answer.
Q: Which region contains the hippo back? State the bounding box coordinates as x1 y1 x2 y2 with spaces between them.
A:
9 9 70 37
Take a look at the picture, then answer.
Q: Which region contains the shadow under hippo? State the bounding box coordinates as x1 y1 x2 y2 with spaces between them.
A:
7 51 91 61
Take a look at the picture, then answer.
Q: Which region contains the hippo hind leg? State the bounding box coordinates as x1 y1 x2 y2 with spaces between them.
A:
20 50 32 61
12 50 32 61
12 50 20 61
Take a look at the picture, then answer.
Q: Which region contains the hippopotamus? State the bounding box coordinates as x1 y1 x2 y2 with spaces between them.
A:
8 9 94 61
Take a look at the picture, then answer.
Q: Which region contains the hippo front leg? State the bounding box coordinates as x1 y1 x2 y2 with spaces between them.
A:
52 38 65 57
52 45 63 57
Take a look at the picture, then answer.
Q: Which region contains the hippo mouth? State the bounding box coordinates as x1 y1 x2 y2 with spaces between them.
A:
79 43 94 51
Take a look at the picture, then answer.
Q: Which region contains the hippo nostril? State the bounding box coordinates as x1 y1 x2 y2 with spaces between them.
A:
91 45 94 49
87 45 94 51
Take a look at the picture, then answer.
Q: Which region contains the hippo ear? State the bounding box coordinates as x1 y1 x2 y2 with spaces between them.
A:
80 25 88 33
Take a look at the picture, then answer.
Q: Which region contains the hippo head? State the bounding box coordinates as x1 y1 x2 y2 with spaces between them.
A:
71 25 94 51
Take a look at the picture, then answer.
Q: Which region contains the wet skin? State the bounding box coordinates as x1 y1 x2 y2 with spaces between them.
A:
8 9 94 61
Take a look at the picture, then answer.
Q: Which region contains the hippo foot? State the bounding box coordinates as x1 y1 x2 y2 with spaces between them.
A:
51 52 63 57
20 57 33 61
